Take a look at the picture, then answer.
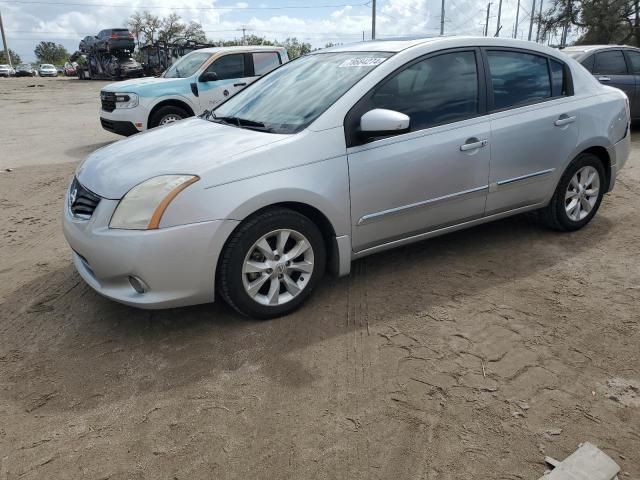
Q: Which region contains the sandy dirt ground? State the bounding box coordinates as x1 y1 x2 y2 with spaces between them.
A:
0 77 639 479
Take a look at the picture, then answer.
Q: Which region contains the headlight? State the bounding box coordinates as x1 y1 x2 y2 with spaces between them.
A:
109 175 199 230
115 92 139 109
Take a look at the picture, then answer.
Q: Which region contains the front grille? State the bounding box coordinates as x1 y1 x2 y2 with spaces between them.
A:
69 177 101 219
100 117 115 132
100 91 116 112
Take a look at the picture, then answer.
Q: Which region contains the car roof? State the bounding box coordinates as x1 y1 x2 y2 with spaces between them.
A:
315 36 572 58
193 45 287 54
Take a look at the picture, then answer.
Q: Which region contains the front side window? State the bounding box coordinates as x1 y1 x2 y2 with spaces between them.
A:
212 52 393 134
594 50 627 75
487 50 551 110
253 52 281 76
163 51 212 79
206 54 245 80
370 50 479 131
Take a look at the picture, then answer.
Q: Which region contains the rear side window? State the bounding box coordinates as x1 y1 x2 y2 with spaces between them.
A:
487 50 551 110
594 50 627 75
370 50 479 131
252 52 281 76
625 50 640 74
208 54 245 80
550 59 568 97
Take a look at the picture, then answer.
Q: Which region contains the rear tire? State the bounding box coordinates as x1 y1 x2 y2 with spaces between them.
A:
148 105 190 128
539 153 606 231
217 208 326 319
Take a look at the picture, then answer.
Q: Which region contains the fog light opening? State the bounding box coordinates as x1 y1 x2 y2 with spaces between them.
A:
128 275 148 294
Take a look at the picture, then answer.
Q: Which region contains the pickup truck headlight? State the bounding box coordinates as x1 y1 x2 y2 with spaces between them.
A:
115 92 139 109
110 175 199 230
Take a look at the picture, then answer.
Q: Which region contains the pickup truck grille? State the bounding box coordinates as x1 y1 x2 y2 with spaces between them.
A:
100 91 116 112
69 177 101 219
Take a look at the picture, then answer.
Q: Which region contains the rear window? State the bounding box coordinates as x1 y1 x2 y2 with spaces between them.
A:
625 50 640 74
253 52 281 76
112 29 131 36
594 50 627 75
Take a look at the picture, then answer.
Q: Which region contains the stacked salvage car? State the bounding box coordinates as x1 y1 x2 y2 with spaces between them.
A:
74 28 143 80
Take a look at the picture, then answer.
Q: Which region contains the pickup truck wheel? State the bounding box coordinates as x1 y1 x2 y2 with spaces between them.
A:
149 106 190 128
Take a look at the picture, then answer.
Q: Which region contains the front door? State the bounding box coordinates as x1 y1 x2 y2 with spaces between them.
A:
197 53 252 111
346 49 491 252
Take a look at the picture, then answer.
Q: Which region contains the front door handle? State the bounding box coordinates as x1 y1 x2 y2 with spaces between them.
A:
598 76 611 82
234 82 247 87
460 138 488 151
554 115 576 127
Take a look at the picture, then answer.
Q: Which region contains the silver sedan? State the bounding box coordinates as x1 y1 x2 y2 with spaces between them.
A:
63 36 630 318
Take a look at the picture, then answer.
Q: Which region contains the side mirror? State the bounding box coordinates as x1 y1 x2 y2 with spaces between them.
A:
199 71 217 82
360 109 410 136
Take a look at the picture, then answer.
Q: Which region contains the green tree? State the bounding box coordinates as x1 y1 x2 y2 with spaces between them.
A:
128 11 144 49
34 42 69 64
158 13 185 43
277 37 312 59
140 11 161 44
183 21 207 43
540 0 639 46
0 49 21 65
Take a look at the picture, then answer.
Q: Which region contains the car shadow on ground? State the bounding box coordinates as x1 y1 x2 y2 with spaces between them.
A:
64 141 116 161
0 211 613 414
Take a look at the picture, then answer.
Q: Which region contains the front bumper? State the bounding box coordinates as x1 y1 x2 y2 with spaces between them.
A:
100 104 149 134
100 118 139 136
63 191 239 309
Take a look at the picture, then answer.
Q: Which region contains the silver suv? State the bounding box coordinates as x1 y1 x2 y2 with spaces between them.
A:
64 37 630 318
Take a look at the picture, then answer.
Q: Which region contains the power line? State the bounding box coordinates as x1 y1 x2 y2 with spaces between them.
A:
0 0 371 10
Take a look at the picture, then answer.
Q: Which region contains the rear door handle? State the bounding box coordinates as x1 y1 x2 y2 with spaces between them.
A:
234 82 247 87
460 139 488 151
554 115 576 127
597 76 611 82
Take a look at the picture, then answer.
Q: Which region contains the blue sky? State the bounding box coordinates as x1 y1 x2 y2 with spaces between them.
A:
1 0 541 62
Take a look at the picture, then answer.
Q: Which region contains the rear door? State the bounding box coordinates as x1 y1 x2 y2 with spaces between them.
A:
592 49 635 111
484 48 579 215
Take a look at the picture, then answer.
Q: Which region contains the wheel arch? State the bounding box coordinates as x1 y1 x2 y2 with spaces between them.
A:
580 145 611 190
148 98 196 126
218 201 348 278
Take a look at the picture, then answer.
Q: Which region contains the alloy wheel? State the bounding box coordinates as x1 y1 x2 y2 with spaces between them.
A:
565 165 600 221
241 229 314 306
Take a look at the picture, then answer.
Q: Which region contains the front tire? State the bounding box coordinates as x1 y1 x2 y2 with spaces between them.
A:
217 208 326 319
540 153 606 231
148 105 190 128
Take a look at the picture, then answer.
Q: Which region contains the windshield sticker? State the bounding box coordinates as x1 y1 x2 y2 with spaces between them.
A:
338 57 386 68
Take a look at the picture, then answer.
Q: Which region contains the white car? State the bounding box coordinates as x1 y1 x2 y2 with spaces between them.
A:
98 46 289 136
0 64 15 77
64 37 629 318
38 64 58 77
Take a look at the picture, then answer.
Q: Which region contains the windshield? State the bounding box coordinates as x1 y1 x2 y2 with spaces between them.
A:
212 51 393 134
163 51 212 79
41 64 54 69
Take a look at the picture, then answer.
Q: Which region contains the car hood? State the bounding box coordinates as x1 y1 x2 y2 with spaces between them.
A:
104 76 183 92
76 118 289 199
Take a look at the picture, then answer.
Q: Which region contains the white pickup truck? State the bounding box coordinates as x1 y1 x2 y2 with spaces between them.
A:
99 45 289 136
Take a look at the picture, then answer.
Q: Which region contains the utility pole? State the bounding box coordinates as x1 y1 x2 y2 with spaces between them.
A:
513 0 521 38
0 8 11 68
240 26 247 45
494 0 503 36
372 0 376 39
484 3 492 36
528 0 536 41
535 0 544 42
440 0 445 35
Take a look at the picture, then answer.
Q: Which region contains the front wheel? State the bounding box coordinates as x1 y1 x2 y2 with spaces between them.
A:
540 153 606 231
148 105 190 128
217 208 326 319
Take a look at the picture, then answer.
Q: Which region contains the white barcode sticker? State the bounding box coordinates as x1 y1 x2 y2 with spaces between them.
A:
338 57 386 68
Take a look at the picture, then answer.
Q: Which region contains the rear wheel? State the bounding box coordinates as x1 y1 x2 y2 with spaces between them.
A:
540 153 606 231
148 105 190 128
217 208 326 319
